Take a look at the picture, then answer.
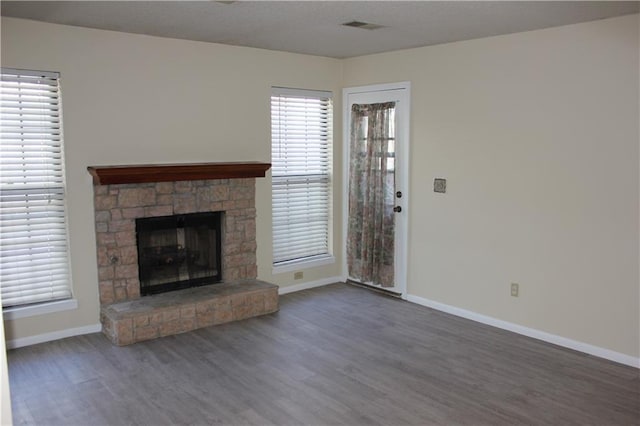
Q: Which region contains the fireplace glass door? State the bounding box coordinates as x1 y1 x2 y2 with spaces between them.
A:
136 212 222 295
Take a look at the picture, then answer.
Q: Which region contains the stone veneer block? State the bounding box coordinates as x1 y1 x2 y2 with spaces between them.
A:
100 280 279 346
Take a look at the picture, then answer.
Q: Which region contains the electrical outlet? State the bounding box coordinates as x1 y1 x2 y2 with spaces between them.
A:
294 271 303 280
510 282 519 297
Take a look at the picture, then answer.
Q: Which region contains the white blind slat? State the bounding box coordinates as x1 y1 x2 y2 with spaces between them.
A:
271 88 333 264
0 67 72 308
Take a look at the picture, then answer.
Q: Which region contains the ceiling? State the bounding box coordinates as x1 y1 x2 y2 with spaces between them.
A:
2 1 638 59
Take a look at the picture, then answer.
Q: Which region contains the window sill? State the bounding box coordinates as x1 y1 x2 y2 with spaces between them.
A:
3 299 78 320
272 255 335 275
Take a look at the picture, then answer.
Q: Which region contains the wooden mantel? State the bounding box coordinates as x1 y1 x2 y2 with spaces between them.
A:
87 162 271 185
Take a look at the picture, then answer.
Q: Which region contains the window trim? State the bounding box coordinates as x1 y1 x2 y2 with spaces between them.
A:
2 298 77 320
0 67 74 309
272 254 335 275
271 87 333 267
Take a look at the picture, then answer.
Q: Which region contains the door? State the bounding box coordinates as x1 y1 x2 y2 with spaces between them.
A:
343 83 410 297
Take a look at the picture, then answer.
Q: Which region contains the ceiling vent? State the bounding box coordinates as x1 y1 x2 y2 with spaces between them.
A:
342 21 385 30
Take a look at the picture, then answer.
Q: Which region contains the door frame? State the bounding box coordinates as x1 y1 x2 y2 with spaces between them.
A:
342 82 411 299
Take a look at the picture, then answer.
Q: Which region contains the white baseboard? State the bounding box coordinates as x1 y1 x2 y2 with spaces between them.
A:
6 323 102 350
278 276 342 295
406 294 639 369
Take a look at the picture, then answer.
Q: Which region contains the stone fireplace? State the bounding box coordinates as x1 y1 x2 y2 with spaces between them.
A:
88 163 278 345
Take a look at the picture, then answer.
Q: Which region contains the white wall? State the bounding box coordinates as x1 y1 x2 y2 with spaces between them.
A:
344 14 639 358
2 14 638 360
0 17 343 342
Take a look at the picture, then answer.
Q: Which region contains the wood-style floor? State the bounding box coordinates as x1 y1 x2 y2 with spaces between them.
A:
8 283 640 425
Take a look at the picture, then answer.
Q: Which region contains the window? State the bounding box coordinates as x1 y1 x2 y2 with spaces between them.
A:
0 68 72 308
271 87 333 269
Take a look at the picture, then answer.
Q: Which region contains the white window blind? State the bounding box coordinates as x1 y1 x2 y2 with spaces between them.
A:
271 88 332 265
0 68 72 308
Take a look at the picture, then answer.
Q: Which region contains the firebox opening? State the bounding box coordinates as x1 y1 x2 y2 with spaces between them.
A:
136 211 222 296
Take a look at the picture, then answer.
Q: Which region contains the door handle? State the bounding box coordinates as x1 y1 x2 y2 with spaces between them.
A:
393 206 402 213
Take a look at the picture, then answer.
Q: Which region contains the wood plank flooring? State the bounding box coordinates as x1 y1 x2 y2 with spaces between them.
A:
7 283 640 425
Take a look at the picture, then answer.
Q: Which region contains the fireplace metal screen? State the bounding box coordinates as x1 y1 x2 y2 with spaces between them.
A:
136 212 222 295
